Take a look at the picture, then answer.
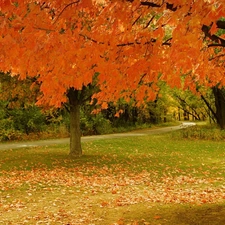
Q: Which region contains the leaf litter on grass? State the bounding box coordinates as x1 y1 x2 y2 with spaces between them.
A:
1 135 225 224
0 165 225 224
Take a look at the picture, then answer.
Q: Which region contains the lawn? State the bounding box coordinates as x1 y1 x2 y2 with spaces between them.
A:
0 130 225 224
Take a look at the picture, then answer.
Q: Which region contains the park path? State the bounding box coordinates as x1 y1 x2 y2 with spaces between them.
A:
0 122 195 150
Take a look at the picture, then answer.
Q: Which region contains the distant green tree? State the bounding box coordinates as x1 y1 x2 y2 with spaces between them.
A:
0 73 46 135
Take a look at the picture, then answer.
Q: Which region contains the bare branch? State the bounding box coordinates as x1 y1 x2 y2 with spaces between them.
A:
166 2 177 11
208 43 225 48
53 0 80 25
162 37 172 46
209 54 225 61
138 73 147 85
79 33 104 44
33 26 55 32
132 13 142 26
140 1 160 8
144 15 155 29
201 94 218 120
140 1 178 11
202 24 225 48
117 42 137 47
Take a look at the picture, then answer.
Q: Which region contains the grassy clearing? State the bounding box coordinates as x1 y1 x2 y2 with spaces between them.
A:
0 129 225 224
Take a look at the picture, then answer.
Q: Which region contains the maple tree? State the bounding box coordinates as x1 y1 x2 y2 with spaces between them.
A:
0 0 225 156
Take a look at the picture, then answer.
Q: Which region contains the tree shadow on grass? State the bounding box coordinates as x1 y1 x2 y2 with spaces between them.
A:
124 203 225 225
172 204 225 225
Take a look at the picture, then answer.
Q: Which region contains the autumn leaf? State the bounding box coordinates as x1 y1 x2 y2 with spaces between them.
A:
210 22 218 35
154 215 161 220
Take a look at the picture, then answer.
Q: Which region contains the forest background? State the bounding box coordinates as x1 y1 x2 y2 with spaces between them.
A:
0 71 217 142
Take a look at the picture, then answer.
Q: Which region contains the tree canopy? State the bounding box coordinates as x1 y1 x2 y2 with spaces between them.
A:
0 0 224 106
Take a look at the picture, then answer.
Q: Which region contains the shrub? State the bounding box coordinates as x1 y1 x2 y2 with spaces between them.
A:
0 118 14 130
93 114 113 134
0 118 23 141
80 110 113 135
0 129 23 141
11 105 45 134
172 125 225 141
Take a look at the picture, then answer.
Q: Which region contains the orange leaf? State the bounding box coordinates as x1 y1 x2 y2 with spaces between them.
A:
100 201 109 207
154 215 161 220
210 22 218 35
101 102 108 109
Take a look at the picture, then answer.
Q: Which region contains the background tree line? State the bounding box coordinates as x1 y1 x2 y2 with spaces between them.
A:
0 72 221 142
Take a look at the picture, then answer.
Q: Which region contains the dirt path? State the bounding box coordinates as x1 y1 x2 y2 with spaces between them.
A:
0 123 195 150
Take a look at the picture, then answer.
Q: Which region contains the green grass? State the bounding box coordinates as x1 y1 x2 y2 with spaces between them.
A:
0 130 225 224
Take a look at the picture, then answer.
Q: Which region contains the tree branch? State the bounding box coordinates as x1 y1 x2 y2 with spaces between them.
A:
216 20 225 30
166 2 177 11
144 15 155 29
117 42 137 47
53 0 80 25
177 105 200 120
140 1 178 11
209 53 225 61
138 73 147 85
202 24 225 48
33 26 55 32
132 13 142 26
140 1 161 8
208 43 225 48
175 94 202 120
200 94 218 121
162 37 172 46
79 33 104 44
63 102 70 112
203 104 216 123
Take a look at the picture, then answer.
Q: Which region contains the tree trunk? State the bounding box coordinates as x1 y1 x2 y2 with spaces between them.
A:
201 94 217 123
68 88 82 157
213 87 225 129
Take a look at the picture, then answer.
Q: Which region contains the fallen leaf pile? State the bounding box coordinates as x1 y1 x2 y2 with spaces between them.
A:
0 164 225 224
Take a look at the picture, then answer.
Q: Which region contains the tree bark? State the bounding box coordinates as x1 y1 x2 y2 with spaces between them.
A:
67 88 82 157
200 94 217 120
212 87 225 129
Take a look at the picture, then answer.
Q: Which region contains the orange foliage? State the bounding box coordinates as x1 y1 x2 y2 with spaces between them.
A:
0 0 224 107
